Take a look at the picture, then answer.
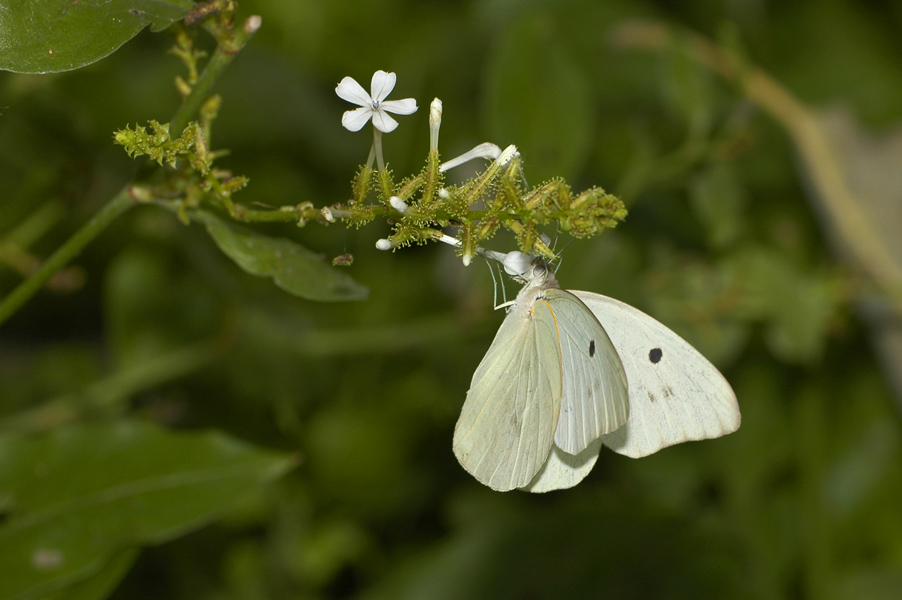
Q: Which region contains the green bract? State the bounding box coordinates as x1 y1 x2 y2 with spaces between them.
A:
337 146 627 261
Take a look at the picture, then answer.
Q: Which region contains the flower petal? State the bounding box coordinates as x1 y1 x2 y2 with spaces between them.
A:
381 98 418 116
341 107 373 132
370 70 397 104
371 110 399 133
335 77 371 106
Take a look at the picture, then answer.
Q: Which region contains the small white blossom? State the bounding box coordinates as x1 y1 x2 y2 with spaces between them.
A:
439 142 503 173
336 70 418 133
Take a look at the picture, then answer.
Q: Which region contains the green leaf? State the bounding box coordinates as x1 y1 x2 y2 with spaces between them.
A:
0 421 296 600
197 211 369 302
0 0 191 74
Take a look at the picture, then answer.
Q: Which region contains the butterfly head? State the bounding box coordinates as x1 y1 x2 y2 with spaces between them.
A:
501 251 556 288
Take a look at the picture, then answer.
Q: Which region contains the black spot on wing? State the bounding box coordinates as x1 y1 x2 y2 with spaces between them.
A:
589 340 596 357
649 347 663 364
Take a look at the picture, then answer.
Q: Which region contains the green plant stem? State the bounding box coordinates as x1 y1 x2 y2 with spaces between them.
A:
0 189 134 327
170 49 230 137
171 19 260 136
0 18 259 328
231 207 311 223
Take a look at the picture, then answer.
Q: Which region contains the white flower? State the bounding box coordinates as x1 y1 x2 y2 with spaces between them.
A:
335 70 418 133
438 142 517 173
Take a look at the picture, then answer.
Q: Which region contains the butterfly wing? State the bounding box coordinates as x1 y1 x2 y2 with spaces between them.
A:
520 438 603 493
453 296 563 491
543 289 629 455
572 291 741 458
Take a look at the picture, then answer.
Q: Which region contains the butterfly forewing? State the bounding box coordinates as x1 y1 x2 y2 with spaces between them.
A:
572 291 740 458
543 289 629 455
453 296 563 491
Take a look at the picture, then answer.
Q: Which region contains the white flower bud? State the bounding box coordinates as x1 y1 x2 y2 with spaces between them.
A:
375 239 394 251
389 196 409 214
244 15 262 34
439 142 503 173
429 98 443 152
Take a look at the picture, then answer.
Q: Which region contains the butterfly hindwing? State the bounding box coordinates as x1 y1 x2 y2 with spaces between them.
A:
520 438 603 493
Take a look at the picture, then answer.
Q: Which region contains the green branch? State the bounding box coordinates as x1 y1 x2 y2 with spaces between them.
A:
0 189 134 326
611 20 902 307
0 14 261 328
171 16 260 136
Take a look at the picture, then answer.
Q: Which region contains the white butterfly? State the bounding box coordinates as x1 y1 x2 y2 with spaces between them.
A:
452 251 741 492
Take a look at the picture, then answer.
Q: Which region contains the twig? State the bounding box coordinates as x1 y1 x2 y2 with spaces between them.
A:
611 21 902 305
0 15 262 328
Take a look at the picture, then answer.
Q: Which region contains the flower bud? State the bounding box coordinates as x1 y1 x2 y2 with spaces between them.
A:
389 196 409 214
429 98 443 152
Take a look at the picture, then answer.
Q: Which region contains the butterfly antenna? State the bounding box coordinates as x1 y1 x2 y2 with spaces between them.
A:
500 262 511 305
486 257 500 307
551 236 577 276
483 258 515 310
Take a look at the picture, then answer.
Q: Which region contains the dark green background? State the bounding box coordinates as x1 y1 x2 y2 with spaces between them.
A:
2 0 902 598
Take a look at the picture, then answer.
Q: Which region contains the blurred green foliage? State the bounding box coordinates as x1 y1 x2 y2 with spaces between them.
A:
2 0 902 599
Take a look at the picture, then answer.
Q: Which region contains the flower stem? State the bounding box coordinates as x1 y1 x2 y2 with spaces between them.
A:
171 16 261 136
0 188 134 327
373 128 386 171
0 16 261 328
